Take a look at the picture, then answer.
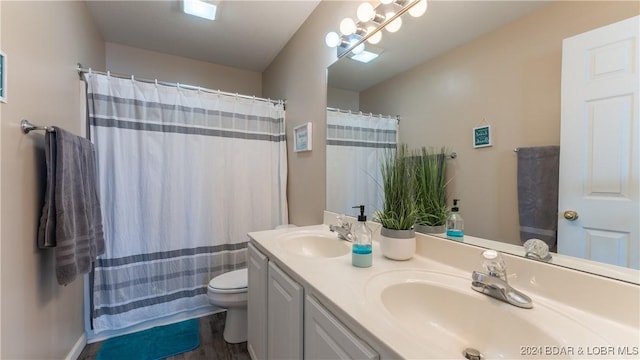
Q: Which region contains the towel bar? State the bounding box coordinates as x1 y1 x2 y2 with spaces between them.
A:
21 119 55 134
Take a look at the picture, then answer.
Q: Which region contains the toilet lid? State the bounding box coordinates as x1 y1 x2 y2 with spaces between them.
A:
208 268 248 290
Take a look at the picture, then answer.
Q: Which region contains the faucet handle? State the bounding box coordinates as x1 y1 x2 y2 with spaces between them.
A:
482 250 507 281
523 238 552 262
336 214 351 229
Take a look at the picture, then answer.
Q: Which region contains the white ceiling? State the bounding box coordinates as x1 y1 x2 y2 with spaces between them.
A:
85 0 321 72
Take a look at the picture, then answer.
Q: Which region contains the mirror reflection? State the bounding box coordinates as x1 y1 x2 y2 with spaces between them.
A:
326 1 639 282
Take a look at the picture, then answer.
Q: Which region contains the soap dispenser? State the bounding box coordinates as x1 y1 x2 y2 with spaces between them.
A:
351 205 372 268
446 199 464 241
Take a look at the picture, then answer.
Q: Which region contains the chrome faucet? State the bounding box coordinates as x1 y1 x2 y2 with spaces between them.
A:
471 250 533 309
329 214 354 242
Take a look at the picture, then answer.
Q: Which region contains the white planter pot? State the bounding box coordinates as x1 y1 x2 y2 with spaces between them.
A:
414 224 446 235
380 227 416 260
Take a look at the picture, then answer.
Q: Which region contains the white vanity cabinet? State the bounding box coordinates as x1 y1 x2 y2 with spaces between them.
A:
305 295 379 360
248 243 303 360
247 243 268 360
267 261 304 359
248 241 380 360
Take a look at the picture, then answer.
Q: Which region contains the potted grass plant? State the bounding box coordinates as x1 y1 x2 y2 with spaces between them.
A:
374 144 418 260
413 147 451 234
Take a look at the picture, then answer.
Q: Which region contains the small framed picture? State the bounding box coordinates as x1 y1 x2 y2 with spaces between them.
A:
293 122 312 152
473 125 492 148
0 51 6 103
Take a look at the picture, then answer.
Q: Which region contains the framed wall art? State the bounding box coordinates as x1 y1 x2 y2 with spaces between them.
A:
293 122 312 152
473 125 492 148
0 51 6 103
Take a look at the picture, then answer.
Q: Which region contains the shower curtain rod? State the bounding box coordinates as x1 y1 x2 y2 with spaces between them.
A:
76 64 286 107
326 106 401 123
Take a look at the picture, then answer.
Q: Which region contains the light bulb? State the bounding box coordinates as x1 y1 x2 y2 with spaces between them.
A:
409 0 428 17
357 2 375 22
340 18 356 35
367 26 382 44
385 12 402 33
325 32 341 48
352 42 365 55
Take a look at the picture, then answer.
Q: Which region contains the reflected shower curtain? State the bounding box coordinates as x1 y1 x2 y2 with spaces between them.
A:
326 110 397 217
85 73 288 332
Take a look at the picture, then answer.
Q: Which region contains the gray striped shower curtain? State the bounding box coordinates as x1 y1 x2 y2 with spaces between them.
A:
326 109 397 218
85 73 288 333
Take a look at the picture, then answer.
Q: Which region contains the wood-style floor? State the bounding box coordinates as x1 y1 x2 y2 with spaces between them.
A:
77 312 251 360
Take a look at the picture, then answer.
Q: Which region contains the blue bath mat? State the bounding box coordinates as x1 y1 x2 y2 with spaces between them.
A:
96 319 200 360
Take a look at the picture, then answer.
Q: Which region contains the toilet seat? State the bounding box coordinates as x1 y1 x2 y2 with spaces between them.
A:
208 268 248 294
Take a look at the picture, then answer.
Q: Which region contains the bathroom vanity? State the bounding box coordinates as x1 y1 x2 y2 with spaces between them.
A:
247 212 639 359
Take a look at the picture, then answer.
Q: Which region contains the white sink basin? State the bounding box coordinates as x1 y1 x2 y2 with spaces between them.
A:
277 230 350 258
365 269 610 359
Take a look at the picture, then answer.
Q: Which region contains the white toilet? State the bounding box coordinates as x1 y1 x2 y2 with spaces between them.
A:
207 268 248 343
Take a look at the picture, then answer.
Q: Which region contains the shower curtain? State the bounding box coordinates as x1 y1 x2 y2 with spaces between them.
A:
326 109 397 218
85 73 288 333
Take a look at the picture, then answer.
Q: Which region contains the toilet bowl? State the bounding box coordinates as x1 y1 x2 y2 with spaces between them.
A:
207 268 248 343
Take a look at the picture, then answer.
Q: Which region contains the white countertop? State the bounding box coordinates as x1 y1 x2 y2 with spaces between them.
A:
249 224 640 359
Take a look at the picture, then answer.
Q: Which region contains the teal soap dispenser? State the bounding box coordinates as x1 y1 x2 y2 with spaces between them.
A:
351 205 372 268
446 199 464 241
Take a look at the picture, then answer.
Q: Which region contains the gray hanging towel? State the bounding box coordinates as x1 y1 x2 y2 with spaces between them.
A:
37 128 105 285
517 146 560 248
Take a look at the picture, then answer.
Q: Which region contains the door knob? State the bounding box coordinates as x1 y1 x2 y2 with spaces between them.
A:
563 210 579 221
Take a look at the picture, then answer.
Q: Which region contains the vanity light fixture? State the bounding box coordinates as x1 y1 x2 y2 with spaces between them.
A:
384 11 402 33
325 0 428 58
367 26 382 44
409 0 428 17
182 0 217 21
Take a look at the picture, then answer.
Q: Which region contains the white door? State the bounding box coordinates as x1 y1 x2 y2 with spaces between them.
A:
558 16 639 269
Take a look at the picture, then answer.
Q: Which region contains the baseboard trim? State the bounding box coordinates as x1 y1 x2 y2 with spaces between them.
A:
66 332 87 360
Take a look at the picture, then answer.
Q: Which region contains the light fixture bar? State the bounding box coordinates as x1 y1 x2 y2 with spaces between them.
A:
336 0 422 58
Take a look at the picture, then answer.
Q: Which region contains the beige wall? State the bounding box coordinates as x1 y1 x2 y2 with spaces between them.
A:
360 1 639 245
0 1 3 353
106 42 262 96
0 2 105 359
263 1 357 226
327 87 359 112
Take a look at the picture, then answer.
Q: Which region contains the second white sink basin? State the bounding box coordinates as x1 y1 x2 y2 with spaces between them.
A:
277 230 350 258
365 269 610 359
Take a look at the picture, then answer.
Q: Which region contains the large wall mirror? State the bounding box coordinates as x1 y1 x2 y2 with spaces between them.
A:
326 1 639 283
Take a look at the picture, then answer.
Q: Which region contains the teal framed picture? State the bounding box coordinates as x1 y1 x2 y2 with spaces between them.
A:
293 122 312 152
473 125 492 148
0 51 5 103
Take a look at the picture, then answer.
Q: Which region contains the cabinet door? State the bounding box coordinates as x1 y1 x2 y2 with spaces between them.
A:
267 262 303 360
305 296 378 360
248 243 268 360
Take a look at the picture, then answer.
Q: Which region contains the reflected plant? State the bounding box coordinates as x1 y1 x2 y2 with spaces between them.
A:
414 146 451 227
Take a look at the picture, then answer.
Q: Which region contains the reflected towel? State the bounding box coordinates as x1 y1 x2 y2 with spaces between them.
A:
517 146 560 248
37 128 105 285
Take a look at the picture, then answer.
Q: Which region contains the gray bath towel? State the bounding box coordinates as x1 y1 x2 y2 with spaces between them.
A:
517 146 560 248
37 128 105 285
